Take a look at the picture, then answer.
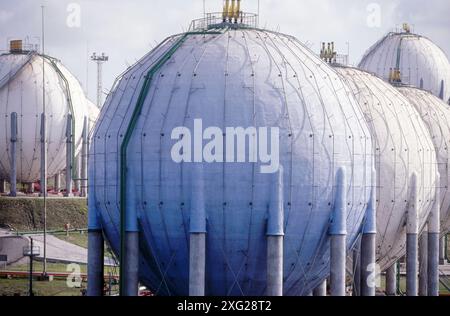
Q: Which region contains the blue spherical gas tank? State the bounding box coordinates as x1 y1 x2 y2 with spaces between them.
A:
89 27 373 296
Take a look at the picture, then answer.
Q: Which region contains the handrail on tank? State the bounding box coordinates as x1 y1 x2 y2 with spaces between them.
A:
189 12 258 31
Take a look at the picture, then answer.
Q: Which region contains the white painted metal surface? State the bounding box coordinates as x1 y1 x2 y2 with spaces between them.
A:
359 31 450 104
0 52 97 183
90 28 374 295
398 86 450 235
335 66 438 271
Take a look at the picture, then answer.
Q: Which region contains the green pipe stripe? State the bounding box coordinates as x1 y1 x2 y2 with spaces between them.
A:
118 29 226 294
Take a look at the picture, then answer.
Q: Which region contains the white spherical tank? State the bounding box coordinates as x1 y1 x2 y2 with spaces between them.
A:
335 66 438 271
398 86 450 235
358 30 450 104
0 51 96 183
90 28 374 295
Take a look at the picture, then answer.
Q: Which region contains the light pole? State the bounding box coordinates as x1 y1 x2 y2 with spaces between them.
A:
91 53 109 109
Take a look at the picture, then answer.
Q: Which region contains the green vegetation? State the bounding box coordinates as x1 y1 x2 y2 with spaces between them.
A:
0 278 84 296
0 197 87 231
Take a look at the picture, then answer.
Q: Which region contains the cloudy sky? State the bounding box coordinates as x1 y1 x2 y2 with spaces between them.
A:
1 0 449 103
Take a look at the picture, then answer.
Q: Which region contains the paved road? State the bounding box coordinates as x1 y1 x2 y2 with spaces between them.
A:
1 229 114 266
25 234 115 266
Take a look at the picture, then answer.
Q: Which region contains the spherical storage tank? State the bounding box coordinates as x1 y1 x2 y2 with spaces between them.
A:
90 18 374 295
0 47 97 184
358 26 450 104
398 86 450 235
334 66 438 270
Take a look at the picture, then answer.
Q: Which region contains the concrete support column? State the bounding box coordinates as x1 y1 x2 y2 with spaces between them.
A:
385 264 397 296
189 164 206 296
361 180 376 296
80 116 89 198
352 238 361 296
9 112 17 197
313 280 327 296
40 113 47 197
122 173 139 296
123 232 139 296
330 168 347 296
440 237 447 265
428 181 440 297
65 114 73 197
54 173 60 193
266 168 284 297
87 181 104 296
87 230 104 296
406 173 418 296
418 230 428 296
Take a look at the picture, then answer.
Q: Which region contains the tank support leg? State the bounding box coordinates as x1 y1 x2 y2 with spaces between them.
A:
40 113 47 197
361 180 376 296
54 173 60 193
440 237 447 265
352 242 361 296
124 231 139 296
123 174 139 296
428 179 440 296
189 164 207 296
266 168 284 296
9 112 17 197
87 158 104 296
385 264 397 296
189 233 206 296
81 116 89 198
330 168 347 296
418 230 428 296
65 114 73 197
87 229 104 296
406 173 418 296
313 280 327 296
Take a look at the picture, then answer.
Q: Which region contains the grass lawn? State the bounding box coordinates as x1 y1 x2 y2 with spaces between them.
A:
0 278 84 296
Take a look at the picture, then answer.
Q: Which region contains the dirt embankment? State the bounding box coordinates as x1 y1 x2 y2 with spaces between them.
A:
0 197 87 231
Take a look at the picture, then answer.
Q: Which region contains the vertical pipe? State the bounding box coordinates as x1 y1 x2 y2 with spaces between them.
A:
406 173 418 296
385 264 397 296
54 173 60 193
418 230 428 296
74 154 81 193
361 179 376 296
0 179 5 194
440 237 447 265
266 167 284 297
10 112 17 197
313 280 327 296
65 114 73 197
330 168 347 296
40 113 47 197
352 240 361 296
189 164 206 296
81 116 89 197
123 171 139 296
29 238 33 296
428 178 440 296
26 183 34 194
87 178 104 296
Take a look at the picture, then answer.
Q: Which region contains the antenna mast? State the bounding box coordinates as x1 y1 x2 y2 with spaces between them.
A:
91 53 109 109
